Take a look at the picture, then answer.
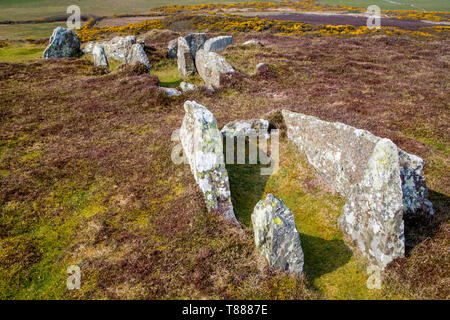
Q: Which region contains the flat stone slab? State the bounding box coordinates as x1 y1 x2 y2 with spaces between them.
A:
204 36 233 52
221 119 270 139
252 194 304 275
180 101 237 223
195 49 235 88
282 109 433 268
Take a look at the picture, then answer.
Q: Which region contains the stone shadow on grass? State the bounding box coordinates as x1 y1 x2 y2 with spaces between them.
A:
225 138 270 227
227 162 269 228
404 189 449 254
300 233 353 282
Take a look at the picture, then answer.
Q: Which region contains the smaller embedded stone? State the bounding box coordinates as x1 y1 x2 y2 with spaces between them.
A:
180 82 198 92
243 40 261 46
159 87 182 96
221 119 270 139
251 194 304 275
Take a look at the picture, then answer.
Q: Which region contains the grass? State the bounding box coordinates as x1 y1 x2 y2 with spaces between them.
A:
0 22 63 41
0 43 46 63
0 0 271 21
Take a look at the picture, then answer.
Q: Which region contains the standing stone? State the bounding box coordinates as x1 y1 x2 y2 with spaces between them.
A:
128 44 150 72
92 44 109 67
168 38 178 59
204 36 233 52
180 101 237 223
43 27 81 58
103 36 136 63
282 109 433 268
183 33 206 60
177 37 196 77
338 139 405 268
195 49 235 88
252 194 304 275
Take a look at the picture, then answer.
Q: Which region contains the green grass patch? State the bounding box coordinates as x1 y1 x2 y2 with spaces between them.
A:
0 42 45 63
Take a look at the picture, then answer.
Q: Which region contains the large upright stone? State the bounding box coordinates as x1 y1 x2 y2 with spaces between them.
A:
92 44 109 67
128 44 150 72
180 101 237 223
204 36 233 52
195 49 235 88
103 36 136 63
282 110 433 268
43 27 81 58
183 33 206 60
252 194 304 275
177 37 196 77
338 139 405 268
168 38 178 59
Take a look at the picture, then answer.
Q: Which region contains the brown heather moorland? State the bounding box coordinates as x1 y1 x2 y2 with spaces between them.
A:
0 29 449 299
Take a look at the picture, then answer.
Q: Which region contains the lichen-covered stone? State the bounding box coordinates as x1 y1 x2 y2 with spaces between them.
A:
159 87 181 96
128 44 150 72
195 49 235 88
180 82 198 92
183 33 206 60
251 194 304 275
282 109 433 268
180 101 237 223
204 36 233 52
338 139 405 268
168 38 178 59
83 36 150 70
43 27 81 58
92 44 109 67
103 36 136 63
177 37 196 77
221 119 270 139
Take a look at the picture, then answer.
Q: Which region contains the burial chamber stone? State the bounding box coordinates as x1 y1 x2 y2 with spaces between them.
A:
252 194 304 275
180 101 238 224
282 109 433 268
43 27 81 58
195 49 235 88
92 44 109 67
203 36 233 52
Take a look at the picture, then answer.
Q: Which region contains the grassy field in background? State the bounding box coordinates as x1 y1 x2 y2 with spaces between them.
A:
1 1 449 22
0 0 254 21
319 0 450 11
0 22 63 41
